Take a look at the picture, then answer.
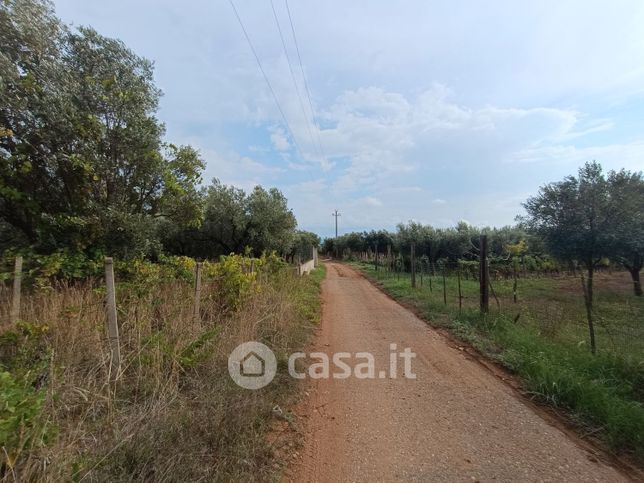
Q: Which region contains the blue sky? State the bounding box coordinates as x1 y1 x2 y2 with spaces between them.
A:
54 0 644 238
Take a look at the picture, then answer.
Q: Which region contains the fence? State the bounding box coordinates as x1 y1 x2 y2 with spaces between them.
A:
1 251 319 381
352 236 643 357
296 247 318 276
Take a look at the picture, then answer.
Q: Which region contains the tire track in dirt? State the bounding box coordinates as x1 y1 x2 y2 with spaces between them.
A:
285 262 631 482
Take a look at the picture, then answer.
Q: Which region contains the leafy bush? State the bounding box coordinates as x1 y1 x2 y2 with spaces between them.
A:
0 371 48 472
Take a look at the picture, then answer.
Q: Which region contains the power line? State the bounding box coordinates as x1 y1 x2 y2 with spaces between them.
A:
269 0 321 162
284 0 328 166
228 0 303 160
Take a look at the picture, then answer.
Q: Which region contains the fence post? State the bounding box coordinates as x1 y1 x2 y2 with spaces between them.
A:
396 253 400 280
480 235 489 313
374 243 378 272
194 262 203 322
513 259 518 303
104 257 121 378
457 269 462 313
410 242 416 288
442 264 447 305
10 255 22 324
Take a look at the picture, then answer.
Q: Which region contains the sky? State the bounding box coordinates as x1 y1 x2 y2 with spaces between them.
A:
53 0 644 238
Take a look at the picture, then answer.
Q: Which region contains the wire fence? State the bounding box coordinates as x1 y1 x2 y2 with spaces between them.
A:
341 244 643 358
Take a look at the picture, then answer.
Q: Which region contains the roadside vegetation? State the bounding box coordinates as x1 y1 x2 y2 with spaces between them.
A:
1 1 325 480
0 254 325 481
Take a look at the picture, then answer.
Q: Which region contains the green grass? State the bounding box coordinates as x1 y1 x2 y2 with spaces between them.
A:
353 262 644 463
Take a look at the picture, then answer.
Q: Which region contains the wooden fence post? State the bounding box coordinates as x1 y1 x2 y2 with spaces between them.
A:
480 235 489 313
396 254 400 280
104 257 121 378
10 255 22 324
194 262 203 322
374 243 378 272
410 242 416 288
442 265 447 305
457 269 462 313
513 260 518 303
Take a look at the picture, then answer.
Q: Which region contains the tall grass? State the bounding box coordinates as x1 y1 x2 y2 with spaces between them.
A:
355 262 644 463
0 259 325 481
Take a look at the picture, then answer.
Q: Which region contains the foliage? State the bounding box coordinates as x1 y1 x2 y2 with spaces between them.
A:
323 223 542 270
206 254 258 312
0 255 325 481
161 179 299 259
0 0 204 259
0 371 48 471
522 162 644 351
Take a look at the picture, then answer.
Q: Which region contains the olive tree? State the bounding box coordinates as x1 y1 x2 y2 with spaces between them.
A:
522 161 641 353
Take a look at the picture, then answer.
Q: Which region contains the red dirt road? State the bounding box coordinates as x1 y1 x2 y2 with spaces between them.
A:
286 262 630 482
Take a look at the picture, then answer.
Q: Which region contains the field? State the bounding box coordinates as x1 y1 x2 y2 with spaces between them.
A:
353 262 644 463
0 257 325 482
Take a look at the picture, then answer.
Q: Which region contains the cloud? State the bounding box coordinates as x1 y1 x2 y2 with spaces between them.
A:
364 196 383 207
507 142 644 173
52 0 644 237
270 127 290 152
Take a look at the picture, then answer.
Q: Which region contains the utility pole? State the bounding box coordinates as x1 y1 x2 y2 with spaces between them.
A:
332 209 341 238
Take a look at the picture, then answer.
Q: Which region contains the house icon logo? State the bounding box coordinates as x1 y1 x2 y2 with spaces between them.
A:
240 351 265 377
228 341 277 389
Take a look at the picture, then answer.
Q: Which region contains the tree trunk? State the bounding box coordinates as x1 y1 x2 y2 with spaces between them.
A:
581 264 596 355
629 267 642 296
626 253 643 296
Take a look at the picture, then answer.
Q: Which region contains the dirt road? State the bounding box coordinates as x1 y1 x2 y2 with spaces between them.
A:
287 262 629 482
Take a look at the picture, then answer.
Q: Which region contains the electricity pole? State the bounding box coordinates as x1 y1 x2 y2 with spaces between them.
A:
332 209 341 238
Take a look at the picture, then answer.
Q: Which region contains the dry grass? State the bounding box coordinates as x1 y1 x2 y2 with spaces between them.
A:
0 264 324 482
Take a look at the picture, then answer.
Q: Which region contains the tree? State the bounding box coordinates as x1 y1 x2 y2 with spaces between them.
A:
246 186 297 255
291 230 321 261
523 162 628 353
162 180 298 259
0 0 204 258
608 170 644 295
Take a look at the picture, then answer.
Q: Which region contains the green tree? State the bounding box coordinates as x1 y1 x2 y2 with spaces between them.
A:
246 186 297 255
162 180 298 259
522 162 632 353
0 0 204 258
609 169 644 296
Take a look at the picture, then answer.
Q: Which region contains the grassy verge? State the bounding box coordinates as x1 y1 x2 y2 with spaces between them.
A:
0 259 325 482
352 262 644 463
